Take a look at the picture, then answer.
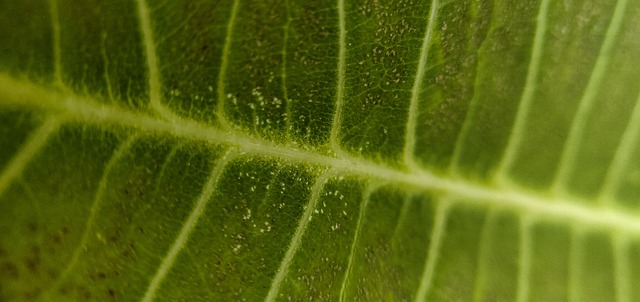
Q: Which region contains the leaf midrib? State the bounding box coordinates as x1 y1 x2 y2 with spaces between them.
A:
1 73 639 236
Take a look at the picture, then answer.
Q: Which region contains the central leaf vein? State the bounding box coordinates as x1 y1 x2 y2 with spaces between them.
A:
2 74 640 238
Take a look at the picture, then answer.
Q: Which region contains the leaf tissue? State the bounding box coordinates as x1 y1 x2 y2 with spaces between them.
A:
1 0 640 301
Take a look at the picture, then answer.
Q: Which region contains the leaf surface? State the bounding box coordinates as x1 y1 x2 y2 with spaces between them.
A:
2 0 640 301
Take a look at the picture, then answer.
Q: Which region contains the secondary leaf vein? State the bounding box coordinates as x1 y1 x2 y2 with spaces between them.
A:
48 0 64 88
216 0 240 129
0 117 61 198
552 0 630 194
141 150 237 302
516 216 533 302
42 135 138 301
330 0 347 154
494 0 551 183
339 182 379 301
613 235 632 302
414 199 450 302
404 0 439 171
265 170 333 302
136 0 183 121
599 89 640 203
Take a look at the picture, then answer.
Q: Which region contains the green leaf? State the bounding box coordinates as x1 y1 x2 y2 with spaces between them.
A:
1 0 640 301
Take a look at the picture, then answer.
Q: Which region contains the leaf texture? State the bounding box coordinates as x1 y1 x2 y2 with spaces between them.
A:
2 0 640 301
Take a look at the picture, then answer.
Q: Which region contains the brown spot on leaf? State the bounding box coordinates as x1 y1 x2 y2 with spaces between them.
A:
1 261 19 279
25 245 42 274
27 221 38 233
77 285 91 300
107 288 117 299
89 271 107 281
51 234 62 245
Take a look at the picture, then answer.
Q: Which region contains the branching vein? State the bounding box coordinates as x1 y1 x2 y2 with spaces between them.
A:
101 32 115 101
599 90 640 203
414 199 450 302
516 216 533 302
471 210 494 302
552 0 630 193
392 193 413 240
567 229 584 302
282 0 292 137
339 182 380 301
216 0 240 129
613 235 631 302
265 170 333 302
494 0 551 183
48 0 64 88
0 117 61 198
141 150 237 302
42 135 138 301
136 0 181 121
404 0 439 171
330 0 347 154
